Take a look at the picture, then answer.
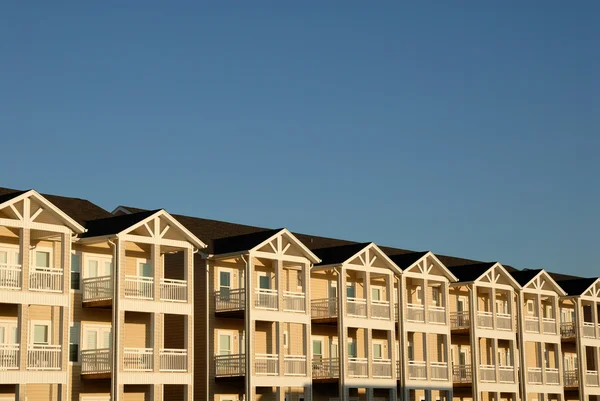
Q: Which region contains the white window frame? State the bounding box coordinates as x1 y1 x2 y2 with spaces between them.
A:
217 330 235 356
0 244 20 266
30 320 52 345
219 397 237 401
136 258 153 278
83 253 113 279
82 323 112 350
371 286 383 301
0 319 18 344
70 250 82 292
347 338 357 358
297 270 303 290
257 271 270 290
372 340 385 360
526 300 534 314
432 286 440 306
32 246 53 270
457 296 467 312
312 336 324 358
219 268 234 291
69 322 81 365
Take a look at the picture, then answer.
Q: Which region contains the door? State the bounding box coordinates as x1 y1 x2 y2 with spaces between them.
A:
373 342 383 360
0 321 18 344
330 340 338 360
312 338 323 360
84 326 111 350
218 332 233 355
219 269 233 300
85 257 112 278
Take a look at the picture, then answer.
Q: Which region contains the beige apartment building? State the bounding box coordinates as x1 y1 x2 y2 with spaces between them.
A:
1 186 599 401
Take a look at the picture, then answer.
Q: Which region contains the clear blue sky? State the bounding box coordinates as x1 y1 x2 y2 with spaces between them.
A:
1 2 598 276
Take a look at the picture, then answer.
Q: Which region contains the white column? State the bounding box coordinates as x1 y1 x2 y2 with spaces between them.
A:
338 267 347 399
490 287 497 329
366 328 373 378
364 271 370 318
244 254 253 401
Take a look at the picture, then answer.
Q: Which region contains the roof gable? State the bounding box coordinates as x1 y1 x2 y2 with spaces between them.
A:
511 269 567 295
450 262 521 289
390 251 457 281
313 243 401 275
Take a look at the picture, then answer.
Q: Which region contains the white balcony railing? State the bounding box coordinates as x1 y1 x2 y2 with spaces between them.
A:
583 322 596 338
124 276 153 300
430 361 448 380
528 367 543 384
546 367 560 384
255 289 278 310
81 348 111 374
587 370 599 386
29 268 63 293
373 358 392 378
408 360 427 379
283 291 305 312
312 357 339 379
159 348 187 372
0 263 21 290
525 316 540 333
450 311 470 329
499 366 515 383
283 355 307 376
160 279 187 302
347 297 367 317
82 276 112 302
311 297 338 319
0 344 19 369
255 353 278 375
215 353 245 377
477 311 493 329
215 288 245 312
406 304 425 323
348 357 368 377
496 313 512 331
480 364 496 382
428 306 446 325
123 347 153 371
371 300 391 320
27 345 61 370
542 318 557 335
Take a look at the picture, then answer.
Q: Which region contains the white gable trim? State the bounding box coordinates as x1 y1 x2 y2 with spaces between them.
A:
403 252 458 282
251 228 320 264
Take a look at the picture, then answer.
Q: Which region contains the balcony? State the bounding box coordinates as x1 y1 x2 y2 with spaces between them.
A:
312 357 339 380
527 367 543 384
480 365 496 382
27 344 61 370
0 344 19 369
29 268 63 293
215 288 245 316
82 276 112 305
347 297 367 318
124 276 153 300
123 347 153 371
408 360 427 380
283 291 305 313
542 318 557 335
452 364 472 384
496 313 512 331
373 359 392 378
564 369 579 387
371 300 391 320
450 311 470 331
160 349 187 372
283 355 307 376
429 306 446 325
311 298 338 321
477 311 493 329
215 353 245 378
0 263 22 290
430 362 448 380
583 322 596 339
525 316 540 333
255 289 278 310
561 322 576 339
546 367 560 384
159 279 187 302
81 348 111 376
406 304 425 323
587 370 599 386
255 353 278 375
348 357 368 377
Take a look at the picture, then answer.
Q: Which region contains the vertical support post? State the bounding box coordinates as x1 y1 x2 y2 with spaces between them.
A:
364 271 370 319
153 384 163 401
423 278 429 323
153 313 163 372
574 298 586 400
16 384 26 401
594 301 600 339
337 267 347 401
388 329 396 380
277 321 284 376
18 304 29 370
244 254 253 401
276 259 284 311
276 386 285 401
490 287 497 329
366 328 373 378
60 306 69 372
423 332 429 380
111 239 123 401
366 387 374 401
541 342 547 384
493 338 499 382
304 262 311 315
386 272 394 320
61 232 71 293
20 228 30 291
469 284 480 401
152 241 162 302
184 384 193 401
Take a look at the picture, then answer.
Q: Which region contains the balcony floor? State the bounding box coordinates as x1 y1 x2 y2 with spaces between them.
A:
83 299 113 308
81 372 111 380
214 309 244 319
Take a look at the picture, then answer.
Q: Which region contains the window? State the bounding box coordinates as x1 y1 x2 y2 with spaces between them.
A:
33 324 49 345
84 326 111 350
71 253 81 290
69 323 80 362
346 283 355 298
219 270 232 293
297 272 303 289
432 287 440 306
258 273 270 290
0 321 18 344
407 340 414 361
283 331 288 349
35 250 51 268
373 343 383 359
137 260 152 278
347 339 357 358
218 333 232 355
371 287 381 301
312 339 323 358
85 255 112 278
527 300 534 314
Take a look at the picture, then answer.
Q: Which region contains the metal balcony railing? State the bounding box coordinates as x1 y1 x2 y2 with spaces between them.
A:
406 304 425 323
160 279 187 302
0 263 21 290
499 366 515 383
479 364 496 382
450 311 470 329
546 367 560 384
525 316 540 333
564 369 579 387
583 322 596 339
587 370 599 386
255 353 278 375
528 367 543 384
27 344 61 370
542 318 557 335
373 358 392 378
428 306 446 325
430 361 448 380
159 348 187 372
496 313 512 331
215 288 245 312
29 268 63 293
312 357 339 379
215 353 245 377
560 322 576 338
81 348 111 374
371 300 391 320
123 347 153 371
408 360 427 380
348 357 368 377
452 364 472 383
477 311 493 329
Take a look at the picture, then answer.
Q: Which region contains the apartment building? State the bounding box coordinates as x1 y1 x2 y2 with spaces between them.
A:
2 186 599 401
0 189 203 401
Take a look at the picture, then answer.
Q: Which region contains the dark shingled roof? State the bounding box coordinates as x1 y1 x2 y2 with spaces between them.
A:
81 210 161 238
0 187 112 225
0 190 27 205
509 269 544 287
312 243 372 266
552 277 597 296
389 251 429 270
212 229 283 255
447 262 498 282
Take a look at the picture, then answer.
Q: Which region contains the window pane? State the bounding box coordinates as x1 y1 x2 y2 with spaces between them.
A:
346 284 355 298
36 251 50 268
71 272 80 290
102 331 111 348
312 340 322 356
0 251 7 264
34 325 48 344
69 344 79 362
139 262 152 277
259 275 270 289
220 272 230 287
88 260 98 278
371 288 381 301
219 335 231 355
87 331 98 349
373 344 382 359
104 262 113 276
71 254 80 273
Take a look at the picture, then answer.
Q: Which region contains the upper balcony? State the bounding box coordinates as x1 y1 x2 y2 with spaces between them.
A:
0 344 63 371
1 264 65 293
404 276 448 327
214 287 307 317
